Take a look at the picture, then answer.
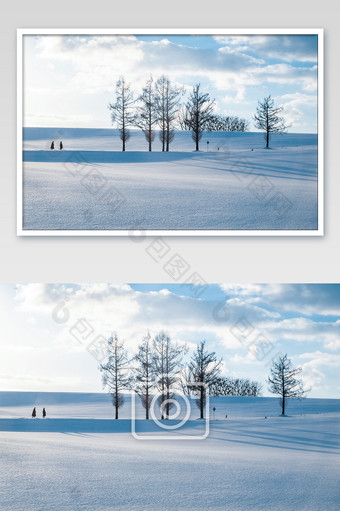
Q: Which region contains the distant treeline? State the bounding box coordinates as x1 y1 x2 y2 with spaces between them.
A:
109 76 249 152
210 377 262 397
180 113 249 133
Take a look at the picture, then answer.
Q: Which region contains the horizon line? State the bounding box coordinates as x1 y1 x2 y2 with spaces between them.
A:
0 390 337 400
22 127 319 135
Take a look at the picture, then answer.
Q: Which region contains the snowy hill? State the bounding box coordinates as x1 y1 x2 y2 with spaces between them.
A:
21 128 318 231
0 391 338 510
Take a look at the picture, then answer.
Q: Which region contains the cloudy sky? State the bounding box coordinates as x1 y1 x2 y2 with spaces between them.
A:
0 283 339 398
23 33 318 133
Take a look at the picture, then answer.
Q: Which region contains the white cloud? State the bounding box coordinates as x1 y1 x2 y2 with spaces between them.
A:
220 284 340 317
14 284 340 355
12 284 281 357
33 35 263 96
266 318 340 350
279 92 317 127
296 351 340 391
23 34 318 130
1 283 339 396
214 35 318 63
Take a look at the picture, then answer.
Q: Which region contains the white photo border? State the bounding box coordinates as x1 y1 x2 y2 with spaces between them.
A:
17 28 324 237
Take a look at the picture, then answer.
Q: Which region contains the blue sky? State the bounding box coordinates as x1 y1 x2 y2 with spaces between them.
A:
23 33 318 132
0 283 339 397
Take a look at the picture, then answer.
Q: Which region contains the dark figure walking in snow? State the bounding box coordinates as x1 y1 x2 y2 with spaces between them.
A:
32 407 36 418
59 141 63 150
42 408 46 418
50 141 54 150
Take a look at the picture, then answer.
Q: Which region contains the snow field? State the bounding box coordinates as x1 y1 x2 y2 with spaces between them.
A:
0 393 339 510
22 129 318 231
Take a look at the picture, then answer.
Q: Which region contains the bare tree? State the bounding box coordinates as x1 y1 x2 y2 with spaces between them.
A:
133 332 154 419
135 76 158 151
253 95 288 148
267 354 309 415
152 331 186 419
184 84 215 151
155 76 184 151
185 341 222 419
108 77 135 151
100 334 131 419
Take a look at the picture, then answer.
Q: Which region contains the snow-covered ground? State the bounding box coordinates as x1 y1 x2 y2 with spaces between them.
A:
1 392 339 510
21 128 318 231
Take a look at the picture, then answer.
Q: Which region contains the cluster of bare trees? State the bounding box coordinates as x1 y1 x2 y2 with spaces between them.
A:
210 377 262 397
109 76 184 152
100 334 264 420
109 75 289 152
100 334 310 419
109 77 249 152
100 332 187 420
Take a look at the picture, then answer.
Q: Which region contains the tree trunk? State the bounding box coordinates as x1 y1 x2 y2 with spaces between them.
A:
115 394 119 420
161 386 164 420
146 388 149 420
166 121 170 152
195 132 199 151
266 130 269 148
148 126 152 151
200 388 204 419
122 98 126 151
166 388 170 419
115 347 119 419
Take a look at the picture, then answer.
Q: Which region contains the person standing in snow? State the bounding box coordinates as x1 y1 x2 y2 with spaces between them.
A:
32 407 36 418
42 408 46 418
50 141 55 150
59 141 63 150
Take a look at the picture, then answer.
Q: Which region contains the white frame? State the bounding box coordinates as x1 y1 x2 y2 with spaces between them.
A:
17 28 324 236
